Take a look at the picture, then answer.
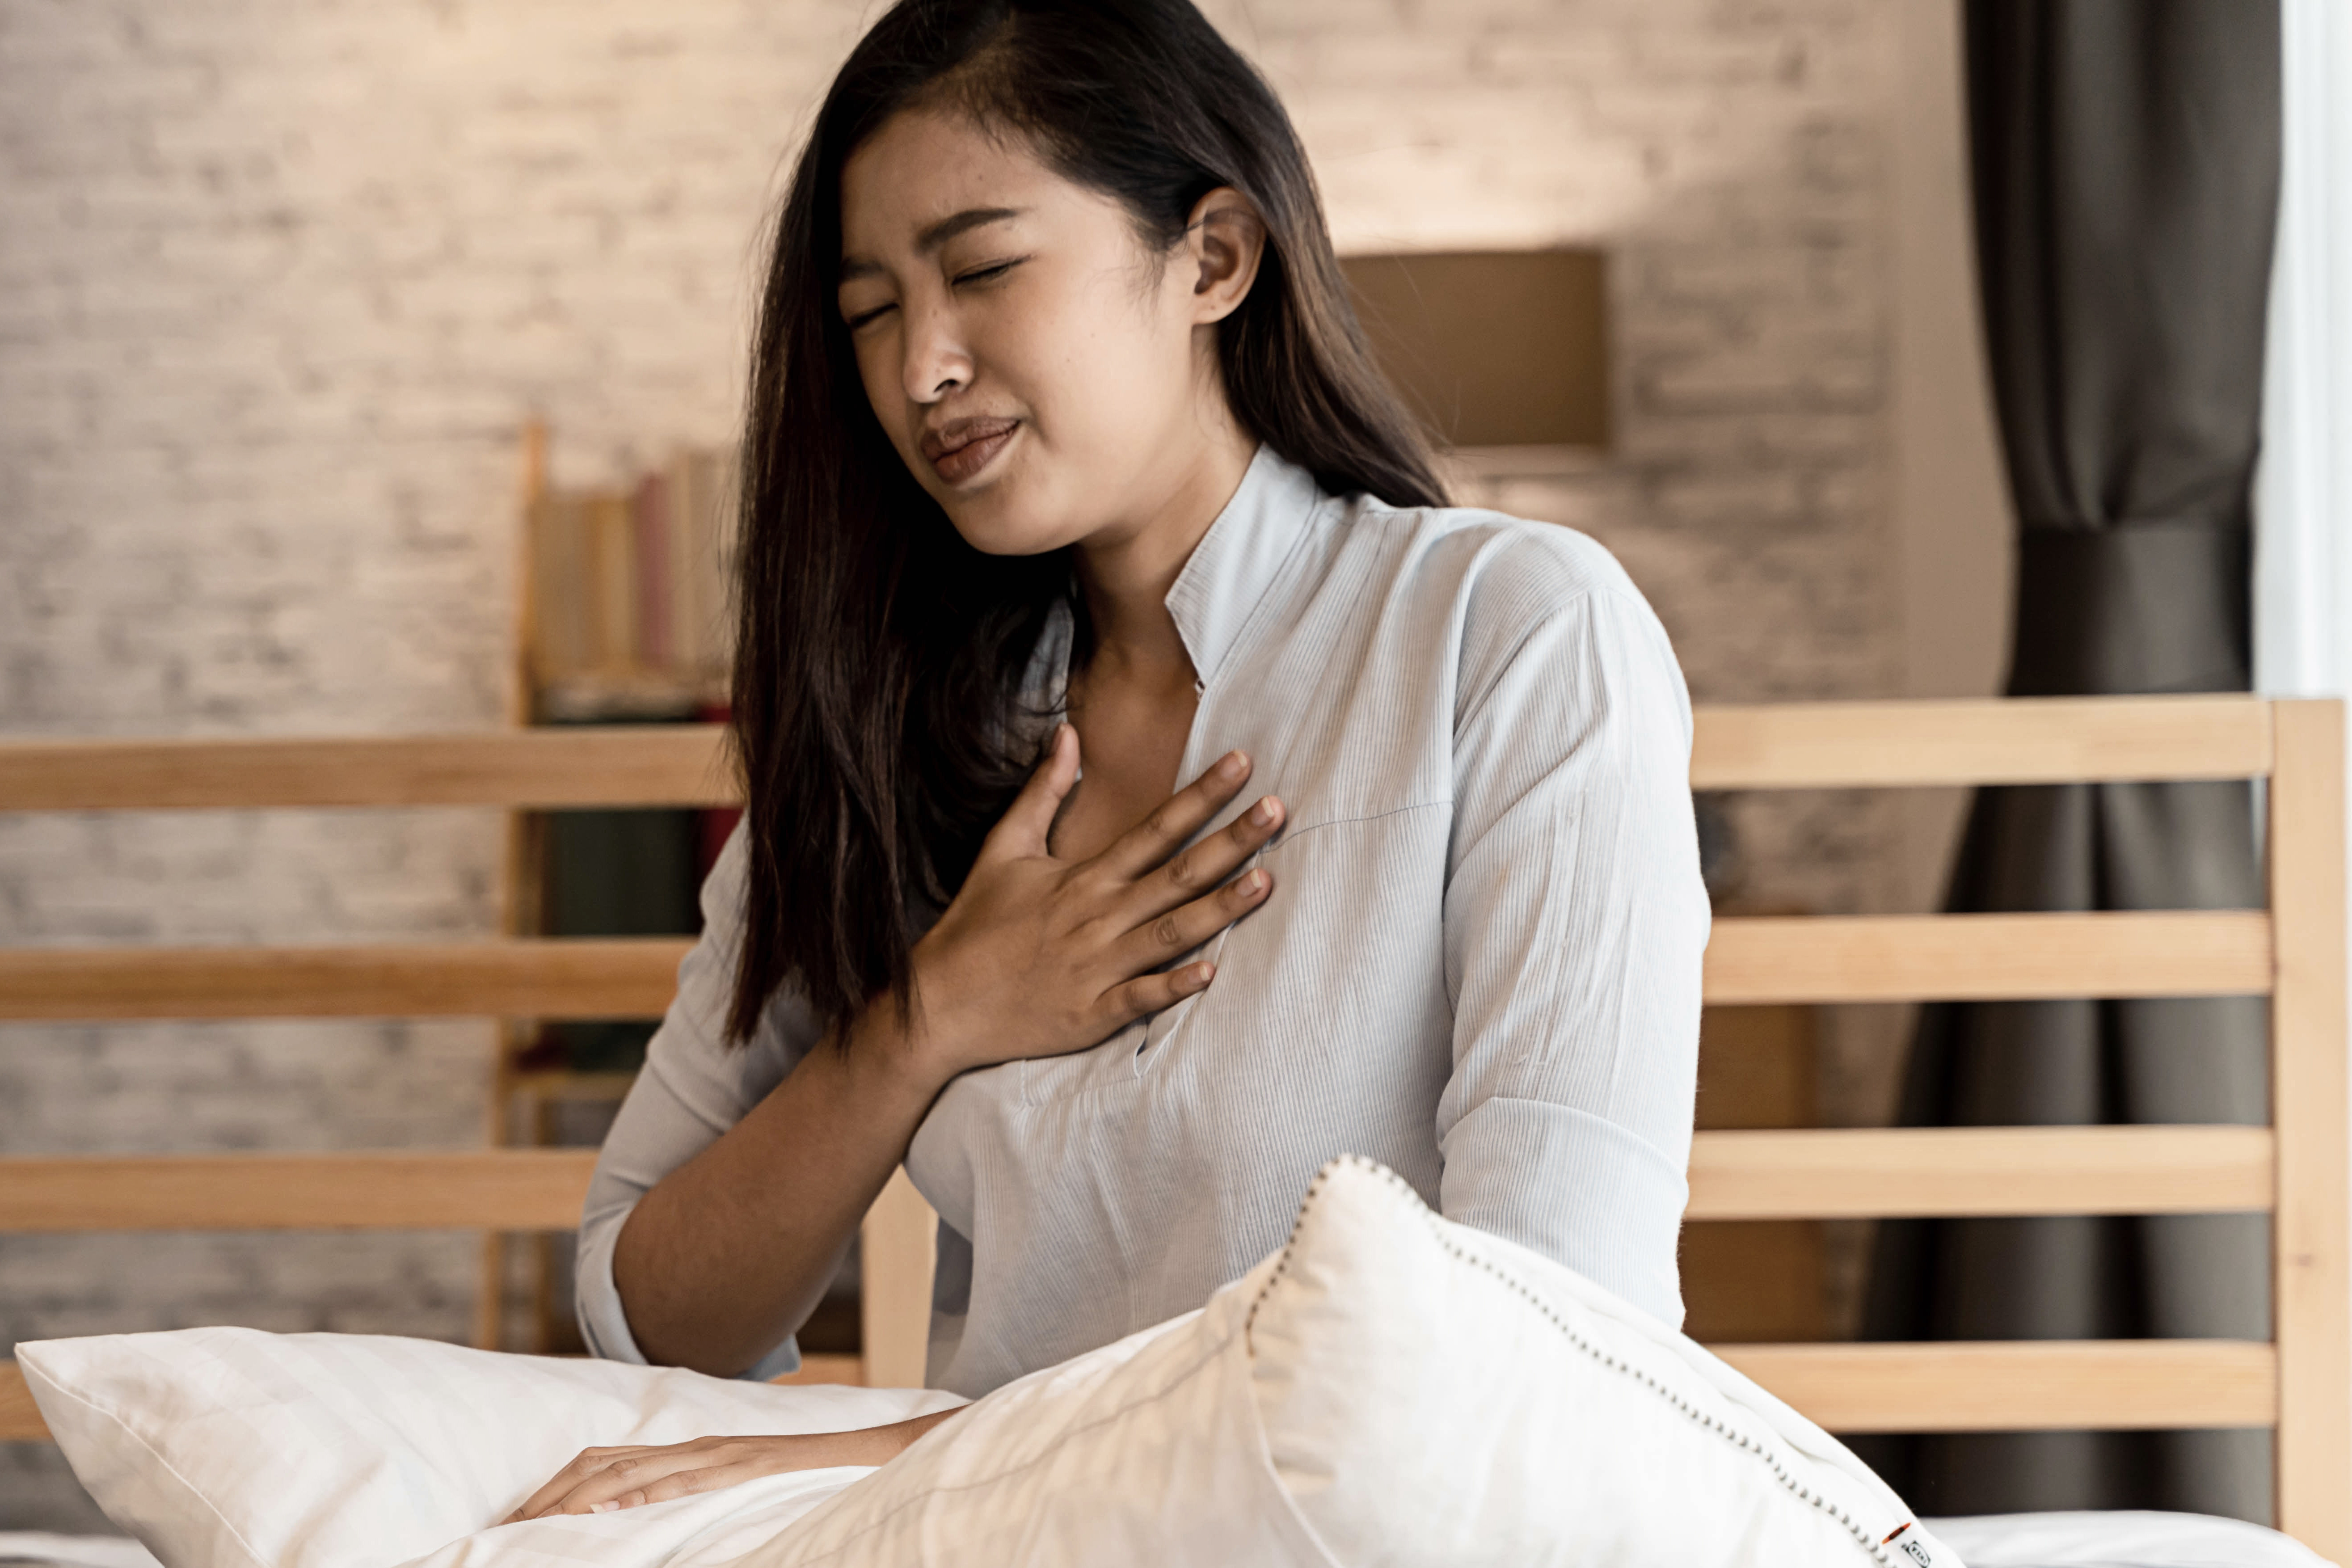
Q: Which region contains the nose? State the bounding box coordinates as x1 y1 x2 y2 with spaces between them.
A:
901 298 971 405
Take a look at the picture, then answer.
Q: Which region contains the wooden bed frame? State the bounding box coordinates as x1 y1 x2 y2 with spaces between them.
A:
0 695 2342 1559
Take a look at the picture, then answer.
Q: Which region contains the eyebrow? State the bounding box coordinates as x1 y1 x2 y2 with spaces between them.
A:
839 206 1027 282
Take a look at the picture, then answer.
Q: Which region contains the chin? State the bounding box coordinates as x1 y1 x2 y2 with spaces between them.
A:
935 479 1081 559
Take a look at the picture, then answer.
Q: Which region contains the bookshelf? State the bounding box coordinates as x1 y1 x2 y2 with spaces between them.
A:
481 424 747 1353
523 431 738 723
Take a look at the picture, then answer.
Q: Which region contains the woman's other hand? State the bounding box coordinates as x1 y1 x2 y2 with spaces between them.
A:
503 1410 960 1522
905 723 1281 1078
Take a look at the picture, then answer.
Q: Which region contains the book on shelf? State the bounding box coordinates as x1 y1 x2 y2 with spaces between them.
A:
530 445 740 719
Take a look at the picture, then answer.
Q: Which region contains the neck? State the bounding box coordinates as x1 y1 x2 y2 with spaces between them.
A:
1073 420 1257 681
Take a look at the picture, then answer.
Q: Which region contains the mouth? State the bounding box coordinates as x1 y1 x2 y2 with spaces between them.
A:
921 416 1020 486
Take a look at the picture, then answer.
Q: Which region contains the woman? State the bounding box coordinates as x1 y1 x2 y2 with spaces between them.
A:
514 0 1707 1521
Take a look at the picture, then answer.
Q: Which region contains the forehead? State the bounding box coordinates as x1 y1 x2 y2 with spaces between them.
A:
839 108 1060 254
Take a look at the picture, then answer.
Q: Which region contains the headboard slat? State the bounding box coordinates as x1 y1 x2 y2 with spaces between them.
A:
0 940 692 1021
1705 911 2272 1004
1718 1340 2276 1433
0 1130 2272 1233
0 1151 600 1232
2268 701 2351 1554
1691 695 2272 788
0 695 2276 813
1686 1126 2272 1219
0 914 2273 1023
0 728 736 812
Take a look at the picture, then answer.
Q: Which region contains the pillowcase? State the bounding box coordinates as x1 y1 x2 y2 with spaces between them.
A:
15 1328 961 1568
1243 1154 1955 1567
738 1154 1956 1568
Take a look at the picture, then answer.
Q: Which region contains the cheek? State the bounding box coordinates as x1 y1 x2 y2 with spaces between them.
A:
1024 288 1190 456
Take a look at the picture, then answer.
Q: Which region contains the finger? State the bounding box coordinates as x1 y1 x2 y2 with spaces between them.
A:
1091 749 1253 881
506 1446 646 1523
540 1447 719 1517
1090 959 1218 1035
1121 793 1284 923
1114 867 1273 970
606 1460 764 1512
981 723 1079 861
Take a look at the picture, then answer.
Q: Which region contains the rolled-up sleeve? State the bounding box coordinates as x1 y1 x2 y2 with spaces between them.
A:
573 820 823 1380
1435 577 1710 1329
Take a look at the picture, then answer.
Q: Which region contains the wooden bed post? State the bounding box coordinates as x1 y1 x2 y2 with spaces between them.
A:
860 1167 939 1389
2269 699 2350 1560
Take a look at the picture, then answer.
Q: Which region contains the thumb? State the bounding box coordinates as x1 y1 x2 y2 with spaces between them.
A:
984 723 1079 860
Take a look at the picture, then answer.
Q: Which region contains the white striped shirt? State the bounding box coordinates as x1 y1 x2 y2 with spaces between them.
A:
577 445 1711 1398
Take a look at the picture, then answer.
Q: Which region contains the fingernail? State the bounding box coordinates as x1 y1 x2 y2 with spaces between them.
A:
1240 869 1267 895
1188 962 1215 989
591 1501 618 1514
1217 749 1248 779
1249 796 1279 826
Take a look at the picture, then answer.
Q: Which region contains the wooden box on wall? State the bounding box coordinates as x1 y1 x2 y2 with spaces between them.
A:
1337 249 1608 451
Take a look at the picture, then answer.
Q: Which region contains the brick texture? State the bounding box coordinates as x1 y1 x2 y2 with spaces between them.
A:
0 0 1903 1527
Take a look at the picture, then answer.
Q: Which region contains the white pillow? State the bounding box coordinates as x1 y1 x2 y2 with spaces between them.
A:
15 1328 961 1568
28 1156 1953 1568
1243 1155 1956 1567
737 1154 1957 1567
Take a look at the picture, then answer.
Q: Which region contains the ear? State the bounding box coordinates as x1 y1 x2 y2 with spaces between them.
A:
1183 186 1267 326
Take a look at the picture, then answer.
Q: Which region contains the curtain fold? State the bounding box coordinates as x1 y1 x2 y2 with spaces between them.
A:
1858 0 2281 1522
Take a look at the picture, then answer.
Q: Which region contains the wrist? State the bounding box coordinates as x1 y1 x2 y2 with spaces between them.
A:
843 1408 961 1466
840 984 961 1108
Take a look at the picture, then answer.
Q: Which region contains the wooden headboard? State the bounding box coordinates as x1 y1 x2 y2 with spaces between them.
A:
0 697 2342 1559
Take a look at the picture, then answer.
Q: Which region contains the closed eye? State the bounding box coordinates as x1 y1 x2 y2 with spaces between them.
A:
845 302 896 332
954 258 1025 287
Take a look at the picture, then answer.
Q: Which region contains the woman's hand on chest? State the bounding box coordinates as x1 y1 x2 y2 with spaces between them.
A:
903 722 1282 1080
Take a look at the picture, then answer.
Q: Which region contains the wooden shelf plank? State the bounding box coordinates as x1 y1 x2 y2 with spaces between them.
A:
1691 695 2273 789
0 728 738 812
0 1150 599 1233
1717 1340 2277 1433
0 939 690 1021
1686 1126 2274 1219
1705 912 2272 1004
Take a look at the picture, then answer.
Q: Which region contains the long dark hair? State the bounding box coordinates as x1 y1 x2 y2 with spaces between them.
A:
726 0 1446 1045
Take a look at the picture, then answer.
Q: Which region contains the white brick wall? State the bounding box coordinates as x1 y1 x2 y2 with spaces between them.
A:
0 0 1906 1526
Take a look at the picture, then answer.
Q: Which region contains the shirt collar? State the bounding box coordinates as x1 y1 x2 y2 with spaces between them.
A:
1163 444 1325 691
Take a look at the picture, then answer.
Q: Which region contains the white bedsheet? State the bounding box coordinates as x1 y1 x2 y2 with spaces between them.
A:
4 1511 2335 1568
1927 1512 2335 1567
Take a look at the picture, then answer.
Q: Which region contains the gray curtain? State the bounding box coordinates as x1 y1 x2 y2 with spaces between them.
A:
1857 0 2280 1522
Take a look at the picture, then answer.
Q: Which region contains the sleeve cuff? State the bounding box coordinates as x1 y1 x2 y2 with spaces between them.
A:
1438 1095 1690 1331
573 1203 803 1383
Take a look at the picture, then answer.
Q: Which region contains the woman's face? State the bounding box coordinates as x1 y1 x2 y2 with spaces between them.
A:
837 108 1253 556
